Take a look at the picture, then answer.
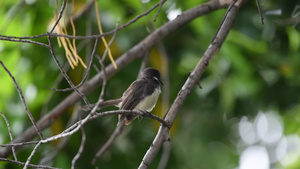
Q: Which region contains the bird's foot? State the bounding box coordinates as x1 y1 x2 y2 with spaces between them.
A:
138 110 152 123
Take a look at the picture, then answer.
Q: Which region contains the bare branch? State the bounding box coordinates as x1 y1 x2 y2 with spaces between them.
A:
39 104 81 166
0 59 44 140
71 106 86 169
92 109 170 164
81 98 122 111
138 0 248 168
0 36 49 48
88 23 120 164
154 0 167 22
94 110 169 126
24 141 42 169
212 0 237 42
49 0 67 33
0 141 39 147
46 38 99 92
0 157 61 169
47 34 91 107
256 0 264 24
91 120 124 164
71 125 86 169
0 111 17 161
0 109 166 149
0 0 163 41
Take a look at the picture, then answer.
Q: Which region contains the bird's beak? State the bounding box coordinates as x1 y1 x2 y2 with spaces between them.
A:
159 78 164 86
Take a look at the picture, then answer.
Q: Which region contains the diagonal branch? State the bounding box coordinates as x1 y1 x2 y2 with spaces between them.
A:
0 36 49 48
0 110 167 148
0 60 44 140
71 105 87 169
0 157 61 169
0 111 17 161
47 34 91 107
46 38 99 92
138 0 249 168
49 0 67 33
0 0 164 42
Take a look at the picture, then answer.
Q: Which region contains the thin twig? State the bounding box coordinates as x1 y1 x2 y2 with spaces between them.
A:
97 55 108 103
0 157 61 169
39 103 82 166
91 109 170 164
256 0 264 24
92 24 119 113
71 125 86 169
40 110 167 145
24 141 42 169
46 38 99 92
0 102 166 154
211 0 237 42
154 0 167 22
0 0 163 41
0 36 49 48
93 110 168 126
81 98 122 111
92 120 124 164
71 106 86 169
93 64 100 73
40 61 71 116
47 34 91 108
0 59 44 140
39 96 109 147
0 110 17 161
93 21 119 116
0 141 39 147
49 0 67 33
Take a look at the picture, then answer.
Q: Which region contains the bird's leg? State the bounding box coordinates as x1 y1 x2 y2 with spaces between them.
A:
138 110 152 123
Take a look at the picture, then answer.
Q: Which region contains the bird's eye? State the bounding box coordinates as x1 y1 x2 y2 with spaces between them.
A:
153 76 159 82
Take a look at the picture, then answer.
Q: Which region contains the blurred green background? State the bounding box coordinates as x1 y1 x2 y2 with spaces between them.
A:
0 0 300 168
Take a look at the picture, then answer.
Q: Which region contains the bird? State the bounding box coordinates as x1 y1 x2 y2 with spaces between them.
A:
91 68 163 159
118 67 163 125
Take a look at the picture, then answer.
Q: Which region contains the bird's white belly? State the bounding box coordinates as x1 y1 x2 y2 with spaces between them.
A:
134 87 161 112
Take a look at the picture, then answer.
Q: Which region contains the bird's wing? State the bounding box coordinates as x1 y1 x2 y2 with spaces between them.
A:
120 80 147 110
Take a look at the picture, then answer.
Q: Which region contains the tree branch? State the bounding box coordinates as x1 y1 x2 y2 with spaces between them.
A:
45 38 99 92
0 110 168 148
0 60 44 140
0 111 17 161
138 0 249 168
49 0 67 33
0 157 61 169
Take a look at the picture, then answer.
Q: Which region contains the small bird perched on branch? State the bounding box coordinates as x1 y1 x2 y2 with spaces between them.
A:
118 67 163 125
92 68 163 162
